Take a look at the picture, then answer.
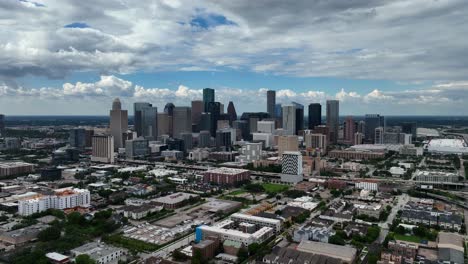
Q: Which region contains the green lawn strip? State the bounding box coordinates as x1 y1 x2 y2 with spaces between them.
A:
261 183 289 194
393 234 425 243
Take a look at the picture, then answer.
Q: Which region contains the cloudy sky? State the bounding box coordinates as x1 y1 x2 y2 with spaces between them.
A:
1 0 468 115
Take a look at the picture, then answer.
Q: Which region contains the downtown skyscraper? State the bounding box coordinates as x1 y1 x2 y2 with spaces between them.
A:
326 100 339 144
308 103 321 129
267 90 276 119
282 105 296 135
172 107 192 139
134 102 158 140
109 98 128 149
364 114 385 143
203 88 215 112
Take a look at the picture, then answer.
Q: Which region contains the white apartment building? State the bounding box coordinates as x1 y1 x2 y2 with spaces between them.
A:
18 188 91 216
236 142 263 163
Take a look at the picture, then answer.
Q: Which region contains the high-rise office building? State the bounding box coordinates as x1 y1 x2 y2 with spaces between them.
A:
198 130 212 148
267 90 276 119
343 116 356 143
173 107 192 139
69 128 86 148
304 133 327 150
207 102 221 136
257 120 275 134
275 104 283 128
191 100 204 130
164 103 175 116
364 114 385 143
219 103 224 114
109 98 128 149
84 129 94 148
164 103 175 137
0 114 5 137
216 130 232 151
203 88 215 112
282 105 296 135
375 127 384 144
134 102 158 140
227 101 237 125
233 120 249 140
308 103 321 129
91 135 114 163
401 122 417 141
292 102 304 135
354 132 364 145
358 120 366 134
281 151 303 183
157 113 170 136
199 112 212 133
125 137 149 160
278 135 299 156
326 100 339 144
181 133 193 152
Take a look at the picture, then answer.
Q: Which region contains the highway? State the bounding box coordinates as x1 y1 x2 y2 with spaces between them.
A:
126 159 468 190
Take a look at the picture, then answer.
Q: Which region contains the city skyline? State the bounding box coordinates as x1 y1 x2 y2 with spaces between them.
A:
1 1 468 115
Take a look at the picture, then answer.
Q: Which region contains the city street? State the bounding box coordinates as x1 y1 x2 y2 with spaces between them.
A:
378 194 409 243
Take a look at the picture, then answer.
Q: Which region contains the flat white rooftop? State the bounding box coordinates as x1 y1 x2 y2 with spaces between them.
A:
425 138 468 153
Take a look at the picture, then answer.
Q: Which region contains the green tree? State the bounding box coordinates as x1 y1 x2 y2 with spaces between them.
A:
329 234 345 245
237 247 249 262
75 254 96 264
248 243 261 255
38 226 61 242
192 250 203 264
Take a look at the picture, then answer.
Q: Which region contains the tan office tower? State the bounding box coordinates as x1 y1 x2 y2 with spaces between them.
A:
305 133 327 150
354 132 364 145
109 98 128 149
157 112 170 136
91 135 114 163
344 116 356 143
172 107 192 139
278 135 298 156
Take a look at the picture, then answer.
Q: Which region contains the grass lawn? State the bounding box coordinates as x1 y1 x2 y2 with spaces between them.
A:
228 189 247 196
394 234 424 243
261 183 289 194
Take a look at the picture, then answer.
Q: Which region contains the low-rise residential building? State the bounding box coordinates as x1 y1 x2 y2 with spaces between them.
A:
0 224 48 248
293 225 335 243
119 203 163 220
202 167 250 185
71 242 127 264
354 203 383 218
153 192 199 209
437 232 464 264
0 162 35 177
296 240 357 264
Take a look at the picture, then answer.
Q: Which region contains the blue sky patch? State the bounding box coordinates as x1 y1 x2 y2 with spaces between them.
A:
190 13 236 29
64 22 90 29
